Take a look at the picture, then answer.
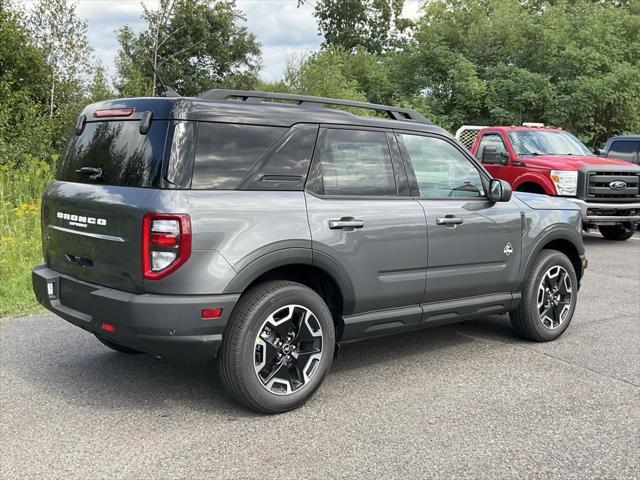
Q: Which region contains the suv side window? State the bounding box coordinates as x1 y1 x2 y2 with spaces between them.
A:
191 123 286 189
477 133 508 162
608 140 639 163
318 129 397 196
399 134 485 198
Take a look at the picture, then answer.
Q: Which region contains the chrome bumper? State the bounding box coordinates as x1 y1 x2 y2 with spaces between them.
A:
565 198 640 224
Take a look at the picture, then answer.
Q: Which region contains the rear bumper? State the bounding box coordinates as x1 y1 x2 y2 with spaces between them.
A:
32 264 239 363
565 198 640 224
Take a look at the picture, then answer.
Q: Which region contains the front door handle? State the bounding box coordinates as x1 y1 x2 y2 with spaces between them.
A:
329 218 364 230
436 215 464 227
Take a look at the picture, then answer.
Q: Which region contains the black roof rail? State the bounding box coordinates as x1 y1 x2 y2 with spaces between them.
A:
199 89 430 124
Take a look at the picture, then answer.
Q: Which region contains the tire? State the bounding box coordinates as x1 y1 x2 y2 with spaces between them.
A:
218 281 335 414
598 224 635 241
510 249 578 342
95 335 142 354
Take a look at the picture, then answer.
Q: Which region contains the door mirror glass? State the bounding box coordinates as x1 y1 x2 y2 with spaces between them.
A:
482 146 508 164
489 179 512 202
477 133 509 165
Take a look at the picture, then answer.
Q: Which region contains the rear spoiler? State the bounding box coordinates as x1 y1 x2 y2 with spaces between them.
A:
455 125 487 150
75 98 177 136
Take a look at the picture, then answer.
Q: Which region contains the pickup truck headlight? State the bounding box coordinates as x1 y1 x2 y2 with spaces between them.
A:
550 170 578 196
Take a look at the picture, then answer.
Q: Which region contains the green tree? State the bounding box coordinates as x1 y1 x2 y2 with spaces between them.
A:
0 1 52 164
28 0 94 118
115 0 261 97
300 0 411 53
398 0 640 144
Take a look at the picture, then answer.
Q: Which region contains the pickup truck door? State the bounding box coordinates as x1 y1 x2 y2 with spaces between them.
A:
396 132 522 312
475 132 520 185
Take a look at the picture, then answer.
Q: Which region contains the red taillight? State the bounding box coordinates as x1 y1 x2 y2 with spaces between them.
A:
142 213 191 280
201 308 223 320
93 107 134 118
100 322 116 332
150 232 178 247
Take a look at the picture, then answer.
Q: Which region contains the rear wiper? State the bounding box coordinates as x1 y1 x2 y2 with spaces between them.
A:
75 166 104 181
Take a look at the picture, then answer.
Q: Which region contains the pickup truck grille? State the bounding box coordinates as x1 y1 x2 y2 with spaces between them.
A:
586 171 640 200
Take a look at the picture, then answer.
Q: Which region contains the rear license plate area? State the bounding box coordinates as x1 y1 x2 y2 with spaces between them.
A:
59 278 96 314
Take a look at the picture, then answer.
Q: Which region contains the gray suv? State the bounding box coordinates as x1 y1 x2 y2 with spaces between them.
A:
32 90 586 413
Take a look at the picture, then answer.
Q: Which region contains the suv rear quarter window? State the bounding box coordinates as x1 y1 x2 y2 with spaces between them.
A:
191 123 286 189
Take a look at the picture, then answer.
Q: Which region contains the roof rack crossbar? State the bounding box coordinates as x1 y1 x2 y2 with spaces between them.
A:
199 89 430 124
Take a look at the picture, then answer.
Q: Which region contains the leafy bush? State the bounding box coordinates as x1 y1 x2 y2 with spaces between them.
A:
0 158 53 316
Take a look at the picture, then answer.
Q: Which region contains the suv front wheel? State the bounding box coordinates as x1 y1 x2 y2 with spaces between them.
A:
218 281 335 414
510 250 578 342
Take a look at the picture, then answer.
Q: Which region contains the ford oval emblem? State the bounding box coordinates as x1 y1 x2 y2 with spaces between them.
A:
609 180 627 191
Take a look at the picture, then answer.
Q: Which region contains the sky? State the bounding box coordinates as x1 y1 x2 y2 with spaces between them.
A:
59 0 423 83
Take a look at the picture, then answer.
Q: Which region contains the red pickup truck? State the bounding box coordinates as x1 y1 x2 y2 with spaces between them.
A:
456 124 640 241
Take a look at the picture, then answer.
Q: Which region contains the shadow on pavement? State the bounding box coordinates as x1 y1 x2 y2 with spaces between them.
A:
2 313 518 414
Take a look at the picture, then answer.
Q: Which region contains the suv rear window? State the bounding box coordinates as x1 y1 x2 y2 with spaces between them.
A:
191 123 286 189
57 120 168 187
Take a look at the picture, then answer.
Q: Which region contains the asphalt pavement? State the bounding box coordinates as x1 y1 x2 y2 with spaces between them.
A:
1 233 639 479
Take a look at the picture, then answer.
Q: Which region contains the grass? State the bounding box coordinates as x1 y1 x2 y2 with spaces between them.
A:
0 159 53 318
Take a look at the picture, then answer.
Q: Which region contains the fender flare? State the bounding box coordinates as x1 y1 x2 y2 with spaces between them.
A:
517 225 584 290
223 247 357 315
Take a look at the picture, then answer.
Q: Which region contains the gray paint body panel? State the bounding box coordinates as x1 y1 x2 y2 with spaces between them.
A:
36 94 587 360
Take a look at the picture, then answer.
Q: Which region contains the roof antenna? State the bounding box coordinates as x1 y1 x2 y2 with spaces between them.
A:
149 62 179 97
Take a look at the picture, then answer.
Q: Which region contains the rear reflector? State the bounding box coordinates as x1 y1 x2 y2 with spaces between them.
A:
93 107 134 118
100 322 116 332
201 308 223 320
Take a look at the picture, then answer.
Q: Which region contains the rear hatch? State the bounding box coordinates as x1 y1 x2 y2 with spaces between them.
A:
42 99 174 292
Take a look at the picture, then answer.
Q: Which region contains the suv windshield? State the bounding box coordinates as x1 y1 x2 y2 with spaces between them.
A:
509 130 592 156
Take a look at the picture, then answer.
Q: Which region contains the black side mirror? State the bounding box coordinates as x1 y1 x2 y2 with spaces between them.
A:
481 145 508 165
488 179 512 202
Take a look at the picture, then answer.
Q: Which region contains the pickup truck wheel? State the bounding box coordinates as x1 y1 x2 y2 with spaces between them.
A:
95 335 142 354
218 281 335 414
510 250 578 342
598 224 635 241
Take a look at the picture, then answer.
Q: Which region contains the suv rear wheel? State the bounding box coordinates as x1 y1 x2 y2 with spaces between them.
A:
218 281 335 414
510 250 578 342
598 224 636 241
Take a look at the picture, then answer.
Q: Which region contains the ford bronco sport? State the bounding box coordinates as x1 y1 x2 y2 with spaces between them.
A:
33 91 586 413
456 125 640 241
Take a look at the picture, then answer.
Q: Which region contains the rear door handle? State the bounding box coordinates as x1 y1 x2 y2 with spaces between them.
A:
329 218 364 230
436 215 464 227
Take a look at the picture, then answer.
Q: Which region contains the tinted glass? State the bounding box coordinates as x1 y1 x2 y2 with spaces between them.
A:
243 124 318 191
608 140 639 163
191 123 286 189
400 134 484 198
477 134 507 161
320 129 396 196
57 120 168 187
166 121 197 188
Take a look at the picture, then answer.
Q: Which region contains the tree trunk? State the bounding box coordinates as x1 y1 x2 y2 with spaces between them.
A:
49 76 55 118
